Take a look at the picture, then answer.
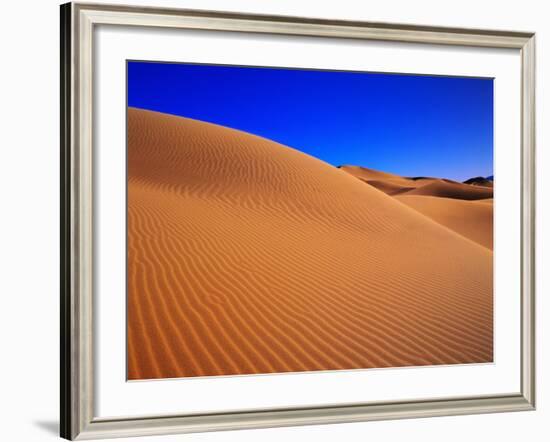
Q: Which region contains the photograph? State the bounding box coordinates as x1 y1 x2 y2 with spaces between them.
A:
126 61 495 381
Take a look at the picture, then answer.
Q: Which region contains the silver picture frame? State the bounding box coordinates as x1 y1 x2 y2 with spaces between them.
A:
60 2 536 440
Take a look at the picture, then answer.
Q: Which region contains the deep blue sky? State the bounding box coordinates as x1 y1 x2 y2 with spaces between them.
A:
128 61 493 181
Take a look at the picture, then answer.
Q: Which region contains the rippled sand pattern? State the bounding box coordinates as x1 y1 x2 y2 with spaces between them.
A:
127 108 493 380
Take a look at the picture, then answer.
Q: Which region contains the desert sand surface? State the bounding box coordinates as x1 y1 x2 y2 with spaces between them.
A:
355 179 415 196
402 179 493 200
339 165 425 196
127 107 493 380
340 164 493 250
396 195 493 250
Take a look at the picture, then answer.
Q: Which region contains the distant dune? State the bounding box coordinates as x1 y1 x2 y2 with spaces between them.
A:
402 179 493 200
463 176 494 188
338 165 494 201
339 165 424 196
339 165 413 184
396 195 493 250
127 108 493 380
340 165 494 250
362 179 415 196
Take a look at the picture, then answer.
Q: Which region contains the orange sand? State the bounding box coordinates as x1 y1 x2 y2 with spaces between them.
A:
396 195 493 250
401 179 493 200
127 108 493 380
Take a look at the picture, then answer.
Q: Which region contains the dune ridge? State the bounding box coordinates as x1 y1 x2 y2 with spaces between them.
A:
127 108 493 380
463 176 494 188
396 195 494 250
339 165 427 196
340 165 494 251
402 179 493 200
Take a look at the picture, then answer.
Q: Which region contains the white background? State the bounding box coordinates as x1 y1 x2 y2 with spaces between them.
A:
0 0 547 441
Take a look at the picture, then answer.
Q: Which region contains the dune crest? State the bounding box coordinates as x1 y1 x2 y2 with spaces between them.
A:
128 108 493 380
339 165 427 196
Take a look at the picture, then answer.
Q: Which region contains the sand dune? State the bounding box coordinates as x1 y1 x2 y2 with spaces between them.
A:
127 108 493 380
340 167 494 249
403 179 493 200
463 176 494 188
339 165 413 184
396 195 493 250
362 180 415 196
339 165 427 196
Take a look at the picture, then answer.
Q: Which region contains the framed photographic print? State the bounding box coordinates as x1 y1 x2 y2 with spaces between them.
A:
60 2 536 440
